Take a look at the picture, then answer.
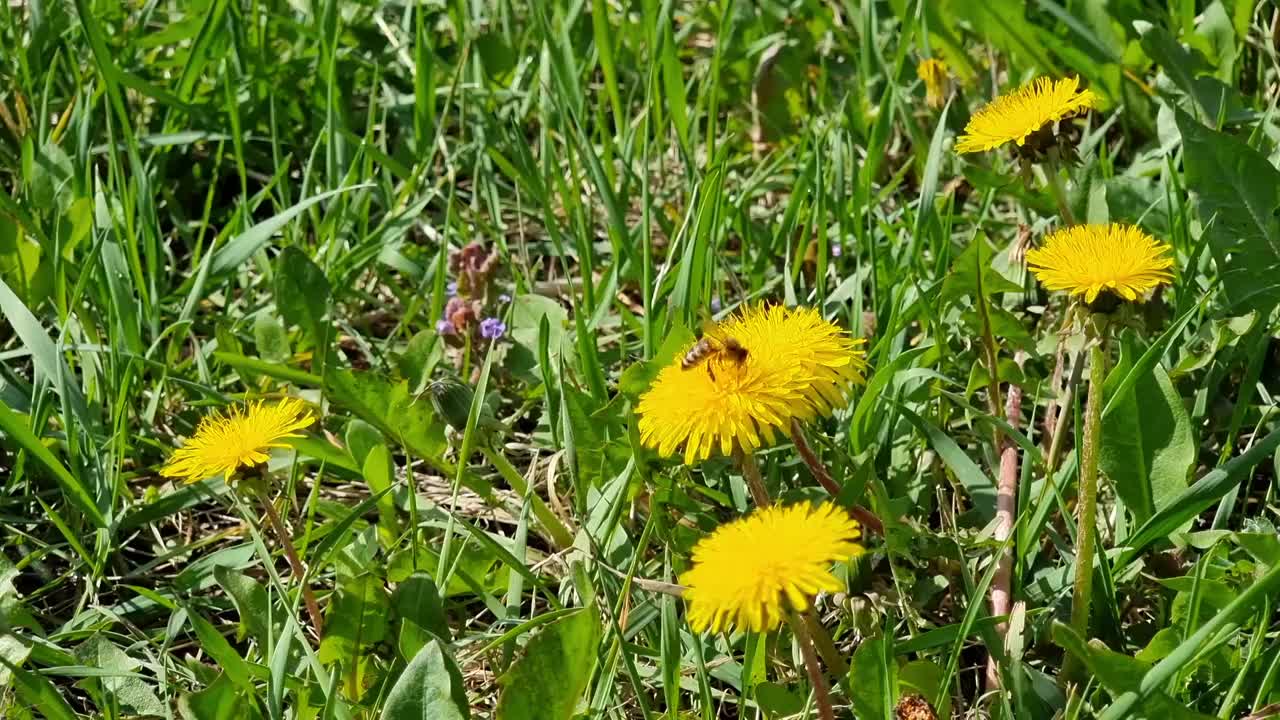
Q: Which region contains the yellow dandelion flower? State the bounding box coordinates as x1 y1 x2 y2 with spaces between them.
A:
917 58 950 109
161 398 315 483
1026 223 1175 304
955 76 1095 154
636 304 866 465
681 503 863 633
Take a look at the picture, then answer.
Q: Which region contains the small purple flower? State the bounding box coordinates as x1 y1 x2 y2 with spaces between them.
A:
710 297 722 314
446 281 458 297
479 317 506 340
436 319 456 336
498 293 512 304
831 242 843 257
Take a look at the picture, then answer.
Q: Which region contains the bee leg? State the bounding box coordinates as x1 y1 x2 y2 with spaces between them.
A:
706 363 716 382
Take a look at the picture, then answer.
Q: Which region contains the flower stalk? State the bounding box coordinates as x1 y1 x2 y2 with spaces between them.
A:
249 480 325 638
987 351 1025 690
789 419 884 537
735 448 772 507
1069 317 1109 641
787 609 836 720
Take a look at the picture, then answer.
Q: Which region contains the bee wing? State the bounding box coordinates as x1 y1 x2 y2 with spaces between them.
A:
697 307 728 342
699 318 727 347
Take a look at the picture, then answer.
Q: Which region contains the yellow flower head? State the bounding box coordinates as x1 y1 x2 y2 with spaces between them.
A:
917 58 950 109
636 304 866 465
161 398 315 483
681 503 863 633
955 76 1095 154
1026 223 1175 304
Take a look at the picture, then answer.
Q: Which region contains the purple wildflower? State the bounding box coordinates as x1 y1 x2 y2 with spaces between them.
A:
446 281 458 297
710 297 722 314
498 293 512 304
831 242 843 257
435 319 456 336
479 317 506 340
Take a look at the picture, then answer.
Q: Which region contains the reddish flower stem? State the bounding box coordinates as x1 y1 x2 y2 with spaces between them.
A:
789 419 884 537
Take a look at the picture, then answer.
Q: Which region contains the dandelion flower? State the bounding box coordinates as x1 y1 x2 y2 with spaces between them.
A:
955 77 1095 154
161 399 315 483
917 58 951 109
1026 223 1174 305
681 503 863 633
636 304 866 465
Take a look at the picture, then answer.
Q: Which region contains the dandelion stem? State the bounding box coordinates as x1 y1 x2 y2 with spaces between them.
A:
735 449 771 507
1069 323 1108 644
787 609 836 720
789 419 884 536
254 484 325 638
803 609 848 676
987 351 1025 690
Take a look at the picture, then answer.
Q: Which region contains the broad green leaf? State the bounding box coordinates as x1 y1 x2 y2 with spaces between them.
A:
380 638 470 720
187 611 254 691
1118 425 1280 568
849 633 896 720
252 313 292 363
212 566 273 646
319 572 389 666
1051 623 1215 720
361 444 400 547
275 246 331 344
1140 24 1250 125
75 635 165 716
1100 347 1194 525
325 368 447 466
178 673 260 720
393 572 451 659
1176 109 1280 312
9 665 78 720
938 236 1022 307
495 604 601 720
898 660 951 719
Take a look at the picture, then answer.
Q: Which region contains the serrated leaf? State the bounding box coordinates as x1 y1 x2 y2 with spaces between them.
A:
496 605 601 720
325 368 447 465
1051 623 1216 719
1176 109 1280 312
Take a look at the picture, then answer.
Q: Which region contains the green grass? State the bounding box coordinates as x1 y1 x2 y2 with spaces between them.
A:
1 0 1279 718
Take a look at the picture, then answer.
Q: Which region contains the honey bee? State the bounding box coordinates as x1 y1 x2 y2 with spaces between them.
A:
682 320 748 381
